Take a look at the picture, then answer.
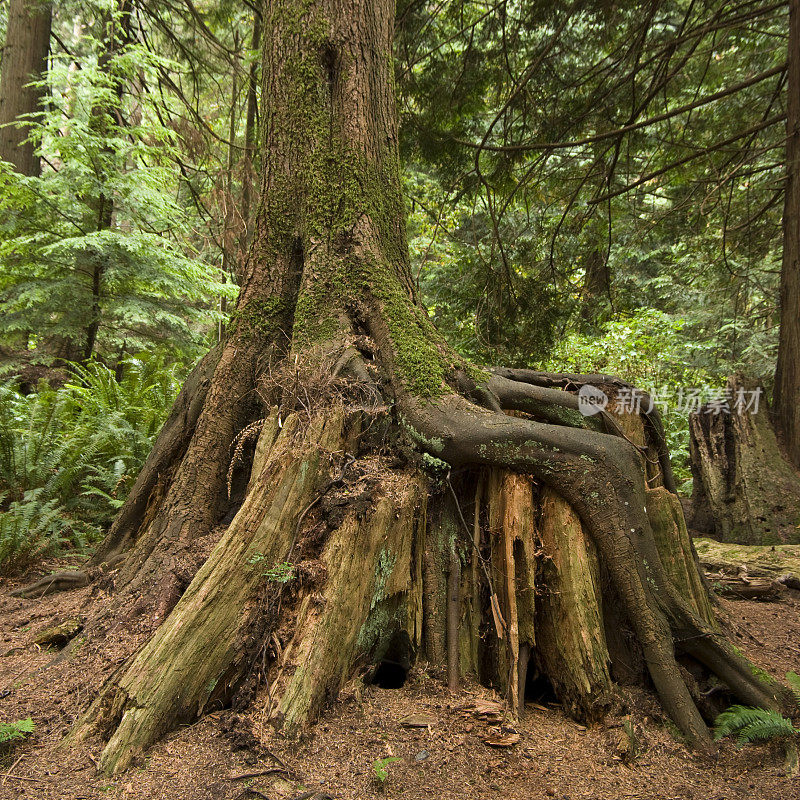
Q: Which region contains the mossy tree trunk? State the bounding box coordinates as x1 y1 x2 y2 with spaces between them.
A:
64 0 794 775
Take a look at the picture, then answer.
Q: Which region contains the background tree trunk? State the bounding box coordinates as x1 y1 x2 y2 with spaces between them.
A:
580 247 611 323
773 0 800 470
0 0 51 175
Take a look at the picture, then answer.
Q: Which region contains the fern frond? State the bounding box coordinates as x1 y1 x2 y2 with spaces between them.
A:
0 717 35 744
786 672 800 707
714 705 798 745
737 714 797 744
714 706 768 739
0 355 179 570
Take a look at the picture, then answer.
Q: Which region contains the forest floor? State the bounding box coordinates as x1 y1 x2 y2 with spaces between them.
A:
0 546 799 800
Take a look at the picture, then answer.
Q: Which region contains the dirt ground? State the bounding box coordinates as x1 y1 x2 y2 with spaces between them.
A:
0 556 799 800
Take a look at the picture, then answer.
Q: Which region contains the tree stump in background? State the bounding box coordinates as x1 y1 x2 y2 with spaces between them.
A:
689 376 800 545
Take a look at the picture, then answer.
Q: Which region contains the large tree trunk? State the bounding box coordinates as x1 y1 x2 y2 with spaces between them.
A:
58 0 794 775
0 0 51 175
773 0 800 470
689 377 800 545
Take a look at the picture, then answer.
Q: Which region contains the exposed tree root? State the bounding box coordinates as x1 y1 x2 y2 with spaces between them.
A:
10 570 90 599
70 404 429 773
59 357 798 775
446 531 461 691
9 556 124 599
399 385 791 748
56 347 798 777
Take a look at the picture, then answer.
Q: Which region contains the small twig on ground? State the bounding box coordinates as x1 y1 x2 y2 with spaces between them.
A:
230 767 290 780
1 754 25 784
262 747 291 771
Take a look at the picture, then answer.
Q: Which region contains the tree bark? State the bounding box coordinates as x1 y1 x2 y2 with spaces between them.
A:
773 0 800 470
0 0 51 175
534 487 611 721
580 246 611 324
238 8 262 270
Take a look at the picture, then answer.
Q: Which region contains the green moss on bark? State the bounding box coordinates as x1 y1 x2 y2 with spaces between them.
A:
230 297 286 339
259 0 478 399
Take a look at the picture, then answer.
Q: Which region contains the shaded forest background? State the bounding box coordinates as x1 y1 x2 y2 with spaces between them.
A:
0 0 794 566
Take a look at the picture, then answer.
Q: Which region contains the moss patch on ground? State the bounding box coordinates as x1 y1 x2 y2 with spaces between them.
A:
694 538 800 578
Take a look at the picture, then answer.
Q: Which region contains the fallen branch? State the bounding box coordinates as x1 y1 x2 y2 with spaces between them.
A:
10 554 126 599
230 767 291 780
709 576 784 601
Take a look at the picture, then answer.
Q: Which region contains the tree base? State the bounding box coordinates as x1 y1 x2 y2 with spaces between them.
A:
64 390 792 775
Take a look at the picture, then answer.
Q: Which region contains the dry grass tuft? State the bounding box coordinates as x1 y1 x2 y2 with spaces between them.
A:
256 341 386 420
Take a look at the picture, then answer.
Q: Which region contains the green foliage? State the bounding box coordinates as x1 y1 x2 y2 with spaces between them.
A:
408 168 568 368
0 0 792 572
0 355 180 570
372 756 401 783
713 705 798 746
0 6 232 367
0 717 35 745
540 308 723 486
542 309 718 389
714 671 800 765
406 0 786 411
0 494 69 572
248 554 295 584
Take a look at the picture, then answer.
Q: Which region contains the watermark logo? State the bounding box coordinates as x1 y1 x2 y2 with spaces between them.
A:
578 384 609 416
577 385 762 417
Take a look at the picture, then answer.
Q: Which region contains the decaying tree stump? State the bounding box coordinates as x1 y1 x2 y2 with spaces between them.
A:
36 0 797 775
689 377 800 545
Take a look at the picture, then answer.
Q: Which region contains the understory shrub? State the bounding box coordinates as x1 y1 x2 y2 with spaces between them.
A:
0 354 180 570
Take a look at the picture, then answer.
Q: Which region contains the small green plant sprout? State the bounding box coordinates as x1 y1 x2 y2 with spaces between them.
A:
0 717 35 745
713 672 800 775
248 553 295 584
372 755 401 784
